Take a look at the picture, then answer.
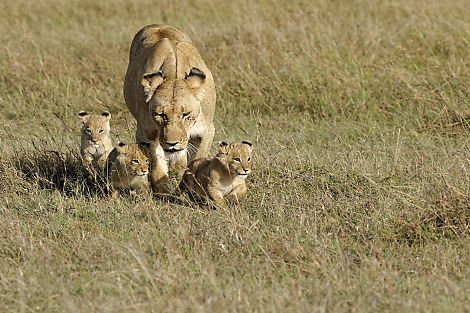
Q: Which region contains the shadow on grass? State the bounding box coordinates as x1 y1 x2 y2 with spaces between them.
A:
2 142 198 205
11 148 107 198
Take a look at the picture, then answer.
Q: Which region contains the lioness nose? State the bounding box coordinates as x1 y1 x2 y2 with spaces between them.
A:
165 141 178 147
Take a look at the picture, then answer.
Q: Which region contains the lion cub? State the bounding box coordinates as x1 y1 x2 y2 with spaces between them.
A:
78 111 113 166
180 141 253 206
105 142 150 194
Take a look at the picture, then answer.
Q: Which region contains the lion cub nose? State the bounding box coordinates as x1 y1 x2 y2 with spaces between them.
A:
91 139 98 143
165 141 178 147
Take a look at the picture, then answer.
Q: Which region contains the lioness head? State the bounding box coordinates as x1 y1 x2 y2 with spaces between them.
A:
78 111 111 144
116 142 150 178
218 141 254 179
141 67 206 154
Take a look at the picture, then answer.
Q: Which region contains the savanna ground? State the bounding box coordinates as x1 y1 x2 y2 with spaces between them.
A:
1 0 470 312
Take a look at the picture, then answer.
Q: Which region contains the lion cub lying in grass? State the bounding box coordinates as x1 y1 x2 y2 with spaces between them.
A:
105 142 150 195
180 140 253 206
78 111 113 166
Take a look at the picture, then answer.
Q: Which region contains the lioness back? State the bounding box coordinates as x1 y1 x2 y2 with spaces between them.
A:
181 141 254 206
105 142 150 193
78 111 113 166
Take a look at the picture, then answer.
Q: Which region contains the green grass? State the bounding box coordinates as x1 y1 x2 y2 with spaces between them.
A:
1 0 470 312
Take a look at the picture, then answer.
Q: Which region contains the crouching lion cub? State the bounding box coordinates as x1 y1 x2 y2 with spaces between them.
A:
105 142 150 194
78 111 113 166
180 141 253 206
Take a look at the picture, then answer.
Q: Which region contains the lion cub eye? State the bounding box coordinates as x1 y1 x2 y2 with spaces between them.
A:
86 129 92 134
182 112 191 119
234 157 241 162
132 159 140 164
98 129 104 134
145 159 149 164
247 157 251 162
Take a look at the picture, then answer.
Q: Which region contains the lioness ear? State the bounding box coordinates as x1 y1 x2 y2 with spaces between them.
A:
185 68 206 101
101 111 111 120
142 71 165 103
218 141 229 154
185 68 206 80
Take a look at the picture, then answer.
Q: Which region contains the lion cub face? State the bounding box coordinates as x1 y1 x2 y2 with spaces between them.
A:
218 141 253 179
115 142 150 178
78 111 111 144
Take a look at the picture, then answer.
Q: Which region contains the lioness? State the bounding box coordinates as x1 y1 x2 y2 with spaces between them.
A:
105 142 151 195
78 111 113 167
180 141 254 207
123 24 216 194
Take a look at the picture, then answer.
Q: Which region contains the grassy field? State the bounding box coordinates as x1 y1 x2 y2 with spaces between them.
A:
1 0 470 311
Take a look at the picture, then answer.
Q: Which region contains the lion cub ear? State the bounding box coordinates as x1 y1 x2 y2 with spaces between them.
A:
101 111 111 120
78 111 88 129
185 67 206 101
116 142 126 151
218 141 229 154
142 70 165 103
242 140 253 153
138 142 151 151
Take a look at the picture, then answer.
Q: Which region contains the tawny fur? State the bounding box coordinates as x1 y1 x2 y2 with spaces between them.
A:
123 24 216 194
180 141 253 206
105 142 150 194
78 111 113 166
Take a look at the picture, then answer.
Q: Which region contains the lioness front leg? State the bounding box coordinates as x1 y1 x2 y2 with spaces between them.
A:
189 123 214 162
150 163 172 195
149 144 172 195
135 120 148 143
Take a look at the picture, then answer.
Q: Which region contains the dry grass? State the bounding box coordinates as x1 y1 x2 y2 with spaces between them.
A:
1 0 470 312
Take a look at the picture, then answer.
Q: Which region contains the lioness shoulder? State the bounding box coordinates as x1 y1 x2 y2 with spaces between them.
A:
180 140 253 206
105 142 150 194
78 111 113 166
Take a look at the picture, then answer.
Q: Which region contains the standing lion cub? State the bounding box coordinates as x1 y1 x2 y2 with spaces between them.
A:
78 111 113 166
104 142 151 194
180 141 254 206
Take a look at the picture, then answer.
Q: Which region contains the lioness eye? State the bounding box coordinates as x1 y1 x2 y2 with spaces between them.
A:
153 112 165 118
98 129 104 134
182 112 191 118
145 159 149 163
234 158 241 162
132 159 139 164
248 157 251 162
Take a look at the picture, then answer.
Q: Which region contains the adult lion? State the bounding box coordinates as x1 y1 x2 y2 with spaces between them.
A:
123 24 216 194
